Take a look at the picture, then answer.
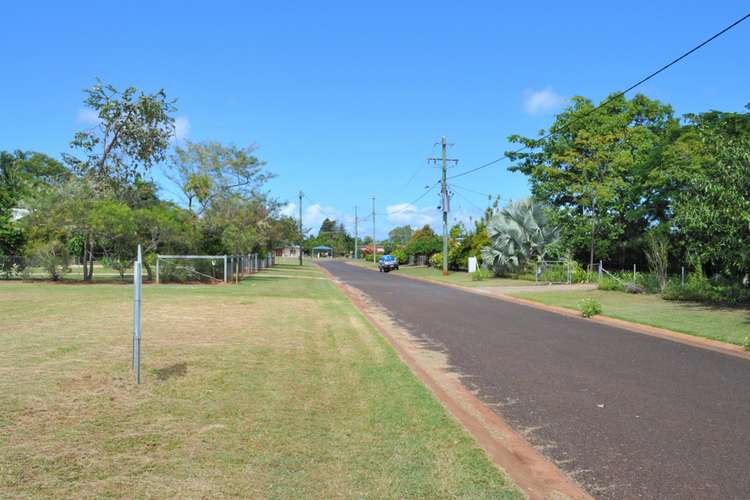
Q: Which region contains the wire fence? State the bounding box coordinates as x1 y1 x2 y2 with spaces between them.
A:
1 251 277 283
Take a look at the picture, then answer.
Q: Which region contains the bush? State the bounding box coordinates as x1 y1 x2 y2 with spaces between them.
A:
391 248 408 264
597 276 624 291
635 272 661 293
429 252 443 268
662 270 750 305
31 240 70 281
578 298 603 318
743 336 750 352
471 268 490 281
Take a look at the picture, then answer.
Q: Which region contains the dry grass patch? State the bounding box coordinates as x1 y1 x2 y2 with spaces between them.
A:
0 263 519 498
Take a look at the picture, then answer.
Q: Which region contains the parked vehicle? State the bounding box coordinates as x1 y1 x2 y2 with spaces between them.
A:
378 255 399 272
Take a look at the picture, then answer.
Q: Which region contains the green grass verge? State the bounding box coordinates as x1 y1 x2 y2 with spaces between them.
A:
511 289 750 346
0 261 520 498
347 259 532 288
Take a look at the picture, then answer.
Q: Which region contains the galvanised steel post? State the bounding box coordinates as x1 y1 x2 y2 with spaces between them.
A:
133 244 142 384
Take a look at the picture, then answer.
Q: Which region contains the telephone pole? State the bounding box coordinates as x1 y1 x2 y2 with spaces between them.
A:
428 137 458 275
298 190 303 266
371 197 376 264
354 205 358 259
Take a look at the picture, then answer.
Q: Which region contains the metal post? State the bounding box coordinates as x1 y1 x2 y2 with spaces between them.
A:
133 244 142 384
681 266 685 286
633 263 636 281
155 255 160 285
223 255 228 283
598 260 603 282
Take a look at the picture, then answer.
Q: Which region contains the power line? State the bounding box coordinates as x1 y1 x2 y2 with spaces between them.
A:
450 183 492 198
376 180 440 216
448 11 750 181
452 189 486 213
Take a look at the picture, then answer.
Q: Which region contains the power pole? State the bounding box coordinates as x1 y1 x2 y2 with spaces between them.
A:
372 197 376 264
354 205 358 259
298 190 304 266
428 137 458 276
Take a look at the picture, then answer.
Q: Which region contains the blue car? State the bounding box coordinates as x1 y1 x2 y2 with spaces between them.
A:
378 255 399 272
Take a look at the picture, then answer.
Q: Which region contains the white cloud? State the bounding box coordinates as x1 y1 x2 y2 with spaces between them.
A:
280 202 297 217
523 88 567 115
174 116 190 141
386 203 438 227
304 203 342 233
76 108 100 125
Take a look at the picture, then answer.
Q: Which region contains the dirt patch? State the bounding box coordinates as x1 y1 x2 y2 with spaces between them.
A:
153 362 188 381
318 264 591 500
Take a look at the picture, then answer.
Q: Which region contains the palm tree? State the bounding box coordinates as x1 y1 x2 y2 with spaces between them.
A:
481 198 558 274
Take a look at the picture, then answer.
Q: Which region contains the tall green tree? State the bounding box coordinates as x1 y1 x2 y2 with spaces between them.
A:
64 79 176 185
507 93 676 268
62 80 177 279
169 141 272 214
671 107 750 277
388 225 413 247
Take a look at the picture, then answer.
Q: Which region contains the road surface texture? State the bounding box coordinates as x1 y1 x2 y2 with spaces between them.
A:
320 261 750 499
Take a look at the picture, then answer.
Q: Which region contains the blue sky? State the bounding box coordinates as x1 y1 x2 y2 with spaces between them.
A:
2 1 749 238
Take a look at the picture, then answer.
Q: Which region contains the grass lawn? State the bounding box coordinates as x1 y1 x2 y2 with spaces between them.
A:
511 289 750 346
347 259 532 288
0 261 519 498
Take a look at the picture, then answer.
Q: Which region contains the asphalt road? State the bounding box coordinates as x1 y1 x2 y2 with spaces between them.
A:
320 261 750 499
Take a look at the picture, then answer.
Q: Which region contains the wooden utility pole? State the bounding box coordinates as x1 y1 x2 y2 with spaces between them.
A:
354 205 358 259
428 137 458 276
372 197 376 264
298 191 304 266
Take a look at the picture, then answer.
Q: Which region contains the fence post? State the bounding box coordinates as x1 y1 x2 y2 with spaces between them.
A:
681 266 685 286
633 263 636 282
155 255 160 285
598 260 603 282
133 244 142 384
223 255 228 283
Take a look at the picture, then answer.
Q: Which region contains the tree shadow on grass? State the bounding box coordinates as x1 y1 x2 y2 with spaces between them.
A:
153 362 188 381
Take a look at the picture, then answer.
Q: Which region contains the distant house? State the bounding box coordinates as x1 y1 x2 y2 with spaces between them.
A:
361 244 385 255
274 245 301 257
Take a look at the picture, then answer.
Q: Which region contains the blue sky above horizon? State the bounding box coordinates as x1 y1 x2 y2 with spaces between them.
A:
2 1 749 239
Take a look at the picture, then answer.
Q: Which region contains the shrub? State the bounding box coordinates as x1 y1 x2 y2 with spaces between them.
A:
635 272 661 294
391 248 408 264
662 270 750 305
31 240 70 281
578 298 603 318
471 268 490 281
429 252 443 268
645 232 669 291
597 276 624 291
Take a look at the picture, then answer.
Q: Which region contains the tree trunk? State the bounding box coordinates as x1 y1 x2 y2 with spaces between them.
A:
83 233 94 281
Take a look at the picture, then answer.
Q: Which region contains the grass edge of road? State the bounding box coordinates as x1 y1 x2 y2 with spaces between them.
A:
506 289 750 358
316 261 592 500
